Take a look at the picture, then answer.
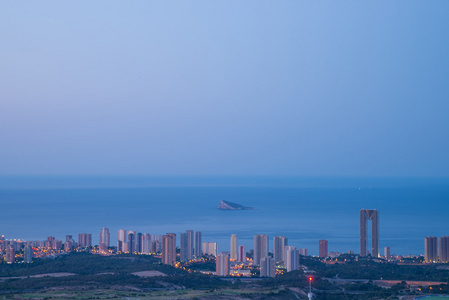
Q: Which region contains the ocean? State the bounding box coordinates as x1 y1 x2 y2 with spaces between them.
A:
1 176 448 256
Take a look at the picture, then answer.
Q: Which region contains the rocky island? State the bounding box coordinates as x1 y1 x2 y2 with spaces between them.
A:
217 200 256 210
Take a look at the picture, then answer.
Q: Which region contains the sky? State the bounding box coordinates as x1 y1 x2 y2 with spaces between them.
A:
1 1 448 177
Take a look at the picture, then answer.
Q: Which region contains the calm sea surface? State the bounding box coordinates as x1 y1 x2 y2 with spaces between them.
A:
1 176 448 256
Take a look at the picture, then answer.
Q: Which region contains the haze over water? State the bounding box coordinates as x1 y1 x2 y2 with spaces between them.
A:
1 176 448 256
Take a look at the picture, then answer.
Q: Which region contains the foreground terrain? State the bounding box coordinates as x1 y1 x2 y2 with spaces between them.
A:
1 253 449 299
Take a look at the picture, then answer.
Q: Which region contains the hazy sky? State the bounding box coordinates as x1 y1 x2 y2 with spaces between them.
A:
1 1 448 177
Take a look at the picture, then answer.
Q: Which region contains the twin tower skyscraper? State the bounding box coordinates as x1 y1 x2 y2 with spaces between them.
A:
360 209 379 257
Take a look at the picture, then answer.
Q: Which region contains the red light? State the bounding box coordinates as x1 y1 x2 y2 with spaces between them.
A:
309 277 313 281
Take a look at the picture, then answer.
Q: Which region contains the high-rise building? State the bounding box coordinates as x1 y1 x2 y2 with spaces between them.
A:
23 245 33 263
425 236 438 263
230 234 238 261
136 233 143 253
65 235 75 252
78 233 92 248
180 233 188 262
162 233 176 265
143 233 151 254
49 239 62 250
254 234 269 266
99 227 110 253
46 236 55 249
0 235 4 248
186 230 194 260
6 246 15 264
238 245 247 262
360 209 379 257
286 246 299 272
180 231 195 262
216 253 230 276
319 240 328 258
273 236 288 265
194 231 202 257
150 240 161 253
127 232 135 254
260 256 275 277
299 248 308 256
384 246 391 260
439 236 449 263
117 229 127 253
202 242 218 256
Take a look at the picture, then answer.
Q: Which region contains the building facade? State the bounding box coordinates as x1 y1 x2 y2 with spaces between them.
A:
162 233 176 265
425 236 438 263
273 236 288 266
238 245 247 262
260 256 275 277
230 234 238 261
117 229 127 253
360 209 379 257
78 233 92 248
6 246 15 264
439 236 449 263
194 231 202 257
216 253 230 276
319 240 328 258
99 227 110 253
23 245 33 263
286 246 299 272
202 242 218 256
254 234 269 266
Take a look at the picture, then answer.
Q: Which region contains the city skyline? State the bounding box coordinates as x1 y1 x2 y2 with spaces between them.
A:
5 220 449 273
2 207 446 258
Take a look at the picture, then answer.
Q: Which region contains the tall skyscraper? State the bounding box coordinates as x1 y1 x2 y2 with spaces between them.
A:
230 234 238 261
127 232 135 254
384 246 391 260
286 246 299 272
254 234 269 266
273 236 288 265
78 233 92 248
23 245 33 263
136 232 143 253
117 229 127 253
238 245 247 262
143 233 151 254
260 256 275 278
425 236 438 263
439 236 449 263
194 231 202 257
186 230 194 260
319 240 328 258
180 232 188 262
6 246 15 264
216 253 230 276
99 227 110 253
360 209 379 257
178 230 194 261
162 233 176 265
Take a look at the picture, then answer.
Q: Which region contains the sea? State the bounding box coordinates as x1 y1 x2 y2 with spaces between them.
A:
1 176 448 256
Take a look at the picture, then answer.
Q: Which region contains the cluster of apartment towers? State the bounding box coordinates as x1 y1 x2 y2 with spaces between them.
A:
4 209 446 268
117 229 329 277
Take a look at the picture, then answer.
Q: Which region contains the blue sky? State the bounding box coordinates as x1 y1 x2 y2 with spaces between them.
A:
1 1 448 176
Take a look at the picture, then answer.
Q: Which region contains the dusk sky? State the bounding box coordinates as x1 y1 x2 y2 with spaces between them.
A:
1 1 448 177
